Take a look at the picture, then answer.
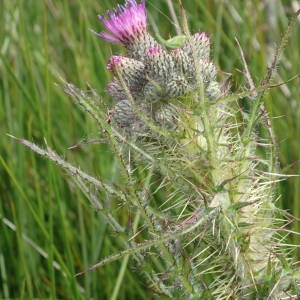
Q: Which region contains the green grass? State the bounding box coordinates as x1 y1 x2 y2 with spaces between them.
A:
0 0 299 298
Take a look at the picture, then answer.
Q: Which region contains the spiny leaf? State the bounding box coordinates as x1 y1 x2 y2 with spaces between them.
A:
75 208 219 276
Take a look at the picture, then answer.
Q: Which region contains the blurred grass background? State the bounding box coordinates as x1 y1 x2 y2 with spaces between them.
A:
0 0 299 298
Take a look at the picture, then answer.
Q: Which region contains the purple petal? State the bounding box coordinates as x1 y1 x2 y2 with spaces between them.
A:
95 0 147 44
90 29 121 43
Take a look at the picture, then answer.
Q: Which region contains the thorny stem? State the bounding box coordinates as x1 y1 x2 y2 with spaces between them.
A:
76 208 219 276
128 168 195 293
67 87 184 283
179 0 217 169
242 9 300 144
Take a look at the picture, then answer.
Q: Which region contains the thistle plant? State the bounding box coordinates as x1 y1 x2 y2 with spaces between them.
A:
11 0 300 298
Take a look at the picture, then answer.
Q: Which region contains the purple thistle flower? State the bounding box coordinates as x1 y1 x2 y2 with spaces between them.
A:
96 0 147 44
97 1 221 133
95 0 160 60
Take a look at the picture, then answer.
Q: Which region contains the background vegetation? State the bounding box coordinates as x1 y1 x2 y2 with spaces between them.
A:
1 0 299 298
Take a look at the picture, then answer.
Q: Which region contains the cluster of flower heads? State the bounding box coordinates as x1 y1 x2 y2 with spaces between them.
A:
96 0 221 134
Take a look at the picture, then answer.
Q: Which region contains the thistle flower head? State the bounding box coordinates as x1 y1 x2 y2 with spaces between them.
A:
145 47 174 82
182 32 211 60
107 55 146 98
107 56 124 72
96 0 222 134
96 0 147 44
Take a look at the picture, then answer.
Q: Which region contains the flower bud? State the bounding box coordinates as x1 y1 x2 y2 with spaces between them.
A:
206 81 221 99
109 99 137 127
182 32 210 60
107 55 146 91
170 48 191 77
144 47 175 83
106 80 127 102
155 104 178 129
165 75 189 99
